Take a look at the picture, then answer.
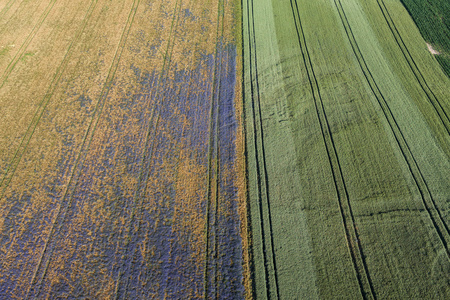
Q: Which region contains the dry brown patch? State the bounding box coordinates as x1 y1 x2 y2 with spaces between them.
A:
426 43 440 55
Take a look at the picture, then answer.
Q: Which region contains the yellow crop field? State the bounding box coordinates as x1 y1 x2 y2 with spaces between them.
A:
0 0 248 298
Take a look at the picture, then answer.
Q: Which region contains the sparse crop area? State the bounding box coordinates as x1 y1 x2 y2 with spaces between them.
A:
0 0 449 299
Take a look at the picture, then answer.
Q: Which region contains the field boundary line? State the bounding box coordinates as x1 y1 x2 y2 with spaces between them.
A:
291 1 376 299
0 0 57 87
334 0 450 258
376 0 450 135
0 0 98 200
245 0 280 298
24 1 141 298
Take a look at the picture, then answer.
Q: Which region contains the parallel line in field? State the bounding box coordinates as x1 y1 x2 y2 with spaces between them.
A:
203 0 224 297
245 0 280 298
115 113 161 299
0 0 33 36
0 0 98 201
334 0 450 258
154 16 204 291
24 1 141 298
376 0 450 135
240 0 257 296
203 25 217 300
0 0 17 20
0 0 98 259
126 0 199 298
112 1 183 298
291 1 376 299
0 0 57 87
163 11 206 294
206 47 221 300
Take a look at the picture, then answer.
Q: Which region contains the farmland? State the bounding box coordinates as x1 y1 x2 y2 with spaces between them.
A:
243 0 449 298
0 0 449 299
0 0 248 298
400 0 450 76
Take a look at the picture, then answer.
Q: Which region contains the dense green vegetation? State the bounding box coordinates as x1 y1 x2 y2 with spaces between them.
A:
400 0 450 76
243 0 450 298
0 0 248 298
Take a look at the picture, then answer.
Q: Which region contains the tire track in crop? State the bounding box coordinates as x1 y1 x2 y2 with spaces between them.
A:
112 1 183 298
118 1 203 296
203 0 225 298
210 40 222 300
0 0 98 202
0 0 17 20
375 0 450 135
24 1 141 298
333 0 450 259
244 0 280 298
203 47 220 300
0 0 56 87
290 1 376 299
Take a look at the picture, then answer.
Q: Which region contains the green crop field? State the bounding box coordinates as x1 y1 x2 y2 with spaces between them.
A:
400 0 450 76
243 0 449 298
0 0 449 299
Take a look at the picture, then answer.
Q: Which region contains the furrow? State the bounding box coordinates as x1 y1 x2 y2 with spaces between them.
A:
213 1 226 298
212 40 222 300
244 0 270 297
214 12 227 300
203 0 224 297
0 0 17 20
240 0 257 297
